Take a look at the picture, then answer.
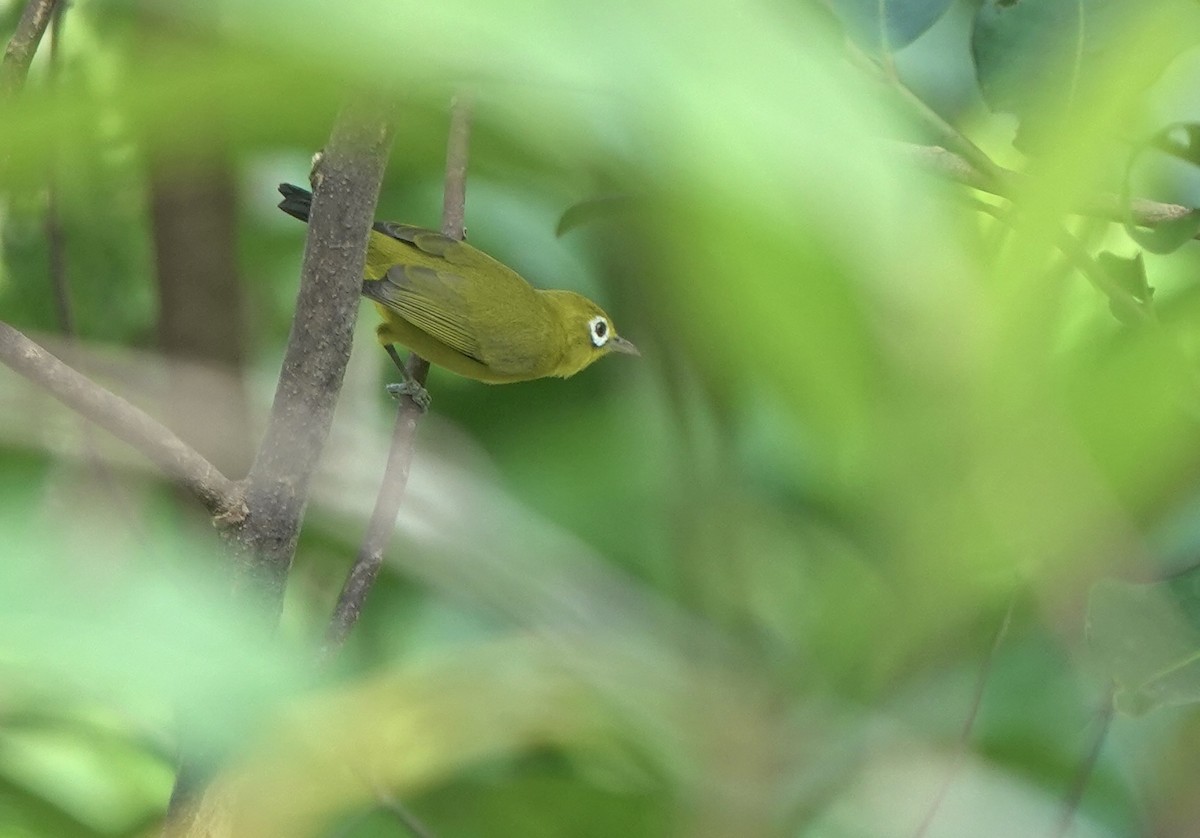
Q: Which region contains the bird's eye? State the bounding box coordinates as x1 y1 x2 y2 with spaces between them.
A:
588 316 610 348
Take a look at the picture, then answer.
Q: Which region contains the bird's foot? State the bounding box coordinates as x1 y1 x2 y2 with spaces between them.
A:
387 381 431 412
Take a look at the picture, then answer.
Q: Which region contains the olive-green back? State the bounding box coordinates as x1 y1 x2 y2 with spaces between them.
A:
362 224 562 378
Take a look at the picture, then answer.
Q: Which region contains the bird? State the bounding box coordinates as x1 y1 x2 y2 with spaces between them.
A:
277 184 638 410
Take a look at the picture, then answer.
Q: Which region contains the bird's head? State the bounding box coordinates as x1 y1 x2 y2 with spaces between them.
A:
542 290 639 378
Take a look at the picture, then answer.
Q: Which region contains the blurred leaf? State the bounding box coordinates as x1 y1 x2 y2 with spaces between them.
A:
1087 578 1200 714
410 770 669 838
1098 251 1152 302
0 485 310 763
1153 121 1200 166
1097 253 1153 324
1062 326 1200 519
555 195 639 238
0 721 168 834
827 0 954 54
0 46 347 191
0 777 107 838
1123 125 1200 253
213 640 659 836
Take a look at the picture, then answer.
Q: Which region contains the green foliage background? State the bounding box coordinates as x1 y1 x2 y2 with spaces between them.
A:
3 0 1200 835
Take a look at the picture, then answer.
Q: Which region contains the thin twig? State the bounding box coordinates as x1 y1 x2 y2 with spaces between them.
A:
40 0 150 542
1050 226 1156 325
440 90 474 239
323 90 474 654
1052 686 1116 838
373 784 439 838
44 0 71 333
847 44 1004 187
894 142 1200 237
911 596 1016 838
0 0 58 95
960 195 1154 326
44 175 70 333
330 769 440 838
0 321 242 518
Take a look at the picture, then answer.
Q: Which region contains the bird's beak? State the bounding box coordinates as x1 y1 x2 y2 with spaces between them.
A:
610 336 640 357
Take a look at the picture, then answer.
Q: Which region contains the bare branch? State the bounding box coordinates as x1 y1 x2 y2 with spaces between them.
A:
375 790 439 838
441 90 474 239
44 0 70 332
321 402 419 652
233 96 395 615
848 43 1004 187
961 194 1155 325
0 321 242 518
324 91 475 654
1053 686 1115 838
163 97 396 830
894 142 1199 235
0 0 59 95
912 596 1015 838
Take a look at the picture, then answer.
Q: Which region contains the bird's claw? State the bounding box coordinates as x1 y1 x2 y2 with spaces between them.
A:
387 381 431 412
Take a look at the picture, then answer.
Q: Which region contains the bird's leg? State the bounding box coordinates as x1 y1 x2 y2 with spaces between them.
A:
384 343 407 373
383 344 431 412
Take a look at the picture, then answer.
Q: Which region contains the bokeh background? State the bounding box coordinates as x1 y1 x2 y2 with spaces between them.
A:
3 0 1200 835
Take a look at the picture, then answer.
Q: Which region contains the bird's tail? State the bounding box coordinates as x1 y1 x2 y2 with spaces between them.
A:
277 183 313 222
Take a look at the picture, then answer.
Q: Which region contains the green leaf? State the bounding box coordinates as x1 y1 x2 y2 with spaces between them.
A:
1153 122 1200 167
971 0 1128 149
1097 252 1153 323
1097 252 1152 304
555 195 640 238
1087 578 1200 715
1123 126 1200 253
826 0 954 54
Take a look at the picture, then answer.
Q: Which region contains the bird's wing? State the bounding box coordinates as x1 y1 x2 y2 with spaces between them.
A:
363 264 484 362
372 222 474 266
366 222 549 375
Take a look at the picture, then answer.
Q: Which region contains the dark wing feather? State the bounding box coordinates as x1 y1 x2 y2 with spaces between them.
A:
373 222 473 265
363 265 483 361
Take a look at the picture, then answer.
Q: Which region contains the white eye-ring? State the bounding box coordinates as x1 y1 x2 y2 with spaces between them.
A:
588 315 610 348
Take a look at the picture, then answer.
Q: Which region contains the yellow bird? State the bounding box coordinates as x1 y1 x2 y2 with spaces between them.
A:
278 184 638 408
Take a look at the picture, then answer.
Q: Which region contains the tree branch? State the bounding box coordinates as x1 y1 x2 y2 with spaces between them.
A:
163 98 396 831
848 43 1004 187
961 194 1155 325
375 794 439 838
231 96 395 617
324 90 474 654
1053 686 1115 838
44 0 70 333
440 91 473 240
370 779 439 838
0 321 242 518
894 142 1200 236
911 596 1015 838
0 0 58 95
